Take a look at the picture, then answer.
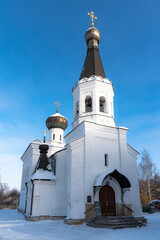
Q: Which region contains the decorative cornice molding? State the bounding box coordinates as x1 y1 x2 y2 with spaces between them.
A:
93 136 118 143
72 75 112 92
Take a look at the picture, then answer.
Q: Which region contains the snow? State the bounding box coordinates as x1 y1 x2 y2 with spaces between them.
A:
51 112 67 119
149 200 160 204
47 164 52 171
30 169 56 181
0 210 160 240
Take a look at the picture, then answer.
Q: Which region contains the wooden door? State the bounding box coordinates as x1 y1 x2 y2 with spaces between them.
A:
99 185 116 216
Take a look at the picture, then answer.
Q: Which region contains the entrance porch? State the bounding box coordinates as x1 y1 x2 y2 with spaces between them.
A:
93 169 132 217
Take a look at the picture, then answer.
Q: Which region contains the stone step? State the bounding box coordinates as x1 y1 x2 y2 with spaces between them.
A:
88 218 140 223
88 221 143 226
95 216 135 220
87 216 146 229
90 218 139 222
93 218 135 222
87 223 144 229
89 221 142 226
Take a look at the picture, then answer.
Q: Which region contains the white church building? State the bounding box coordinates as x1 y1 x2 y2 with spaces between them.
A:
19 21 143 225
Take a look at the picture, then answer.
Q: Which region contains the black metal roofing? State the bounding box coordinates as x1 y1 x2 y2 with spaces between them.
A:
34 144 52 172
79 47 106 80
103 169 131 188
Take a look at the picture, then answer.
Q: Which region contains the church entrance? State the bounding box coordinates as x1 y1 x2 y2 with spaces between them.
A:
99 185 116 216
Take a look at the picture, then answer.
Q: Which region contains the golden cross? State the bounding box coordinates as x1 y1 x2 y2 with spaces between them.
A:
43 129 47 136
55 101 61 112
88 11 97 27
43 129 47 143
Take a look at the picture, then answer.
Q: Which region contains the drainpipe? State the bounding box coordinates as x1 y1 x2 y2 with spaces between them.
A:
25 182 28 213
121 188 125 215
30 180 35 216
121 188 124 202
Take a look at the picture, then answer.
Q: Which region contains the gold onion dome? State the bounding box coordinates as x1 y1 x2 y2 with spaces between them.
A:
46 112 68 130
85 27 100 44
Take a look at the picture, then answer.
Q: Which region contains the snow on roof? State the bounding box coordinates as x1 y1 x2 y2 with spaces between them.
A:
29 169 56 181
127 144 140 155
50 112 67 119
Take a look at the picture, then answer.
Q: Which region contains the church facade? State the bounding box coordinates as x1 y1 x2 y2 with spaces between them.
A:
19 23 142 223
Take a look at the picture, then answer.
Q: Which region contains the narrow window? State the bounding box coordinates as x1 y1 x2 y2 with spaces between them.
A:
99 97 106 112
53 134 55 140
105 154 108 166
87 195 92 203
75 101 79 117
60 135 62 141
85 96 92 112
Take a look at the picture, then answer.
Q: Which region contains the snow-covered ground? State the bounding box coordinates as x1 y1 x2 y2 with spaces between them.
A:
0 210 159 240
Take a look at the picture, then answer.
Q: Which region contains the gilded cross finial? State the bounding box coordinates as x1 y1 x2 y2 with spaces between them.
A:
43 129 47 143
55 101 61 112
87 11 97 27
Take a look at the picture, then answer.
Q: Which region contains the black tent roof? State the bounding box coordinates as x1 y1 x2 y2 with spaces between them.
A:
79 27 106 80
79 47 106 80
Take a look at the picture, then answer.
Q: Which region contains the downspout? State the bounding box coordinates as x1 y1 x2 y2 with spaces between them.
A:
30 180 35 216
121 188 124 215
25 182 28 213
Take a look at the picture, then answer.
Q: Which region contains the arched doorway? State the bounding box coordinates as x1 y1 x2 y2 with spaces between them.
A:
99 185 116 216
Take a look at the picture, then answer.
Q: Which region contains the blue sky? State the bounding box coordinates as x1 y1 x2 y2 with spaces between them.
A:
0 0 160 189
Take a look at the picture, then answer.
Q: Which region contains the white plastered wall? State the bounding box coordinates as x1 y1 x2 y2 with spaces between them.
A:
83 122 121 206
81 121 141 216
52 149 68 216
66 137 85 220
19 140 64 213
19 144 34 211
31 180 56 217
124 145 142 216
25 181 33 216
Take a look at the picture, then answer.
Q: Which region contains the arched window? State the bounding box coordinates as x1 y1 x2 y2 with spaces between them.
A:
99 96 106 112
75 101 79 117
85 96 92 112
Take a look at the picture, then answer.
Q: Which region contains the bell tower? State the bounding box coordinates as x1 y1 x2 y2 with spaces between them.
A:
72 15 115 129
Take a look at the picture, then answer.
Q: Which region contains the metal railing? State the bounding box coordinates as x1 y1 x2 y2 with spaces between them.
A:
84 205 95 214
123 203 134 213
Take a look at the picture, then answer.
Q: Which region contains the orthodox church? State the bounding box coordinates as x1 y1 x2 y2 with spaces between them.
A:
19 15 143 225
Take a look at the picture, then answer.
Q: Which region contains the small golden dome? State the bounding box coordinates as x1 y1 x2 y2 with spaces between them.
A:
85 27 100 44
46 112 68 131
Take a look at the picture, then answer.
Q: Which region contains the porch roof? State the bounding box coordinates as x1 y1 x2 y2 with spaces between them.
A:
94 169 131 188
